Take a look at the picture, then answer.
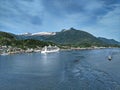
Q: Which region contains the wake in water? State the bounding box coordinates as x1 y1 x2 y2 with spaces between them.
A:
61 58 120 90
73 60 120 90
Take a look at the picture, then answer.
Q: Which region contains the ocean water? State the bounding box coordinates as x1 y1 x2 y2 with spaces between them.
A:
0 48 120 90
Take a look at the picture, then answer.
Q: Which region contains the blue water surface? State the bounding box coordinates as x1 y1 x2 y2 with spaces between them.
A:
0 48 120 90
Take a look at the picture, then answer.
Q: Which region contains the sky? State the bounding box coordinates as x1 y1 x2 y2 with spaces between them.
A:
0 0 120 41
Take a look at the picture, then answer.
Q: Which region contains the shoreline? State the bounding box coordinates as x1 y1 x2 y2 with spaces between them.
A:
61 47 120 51
1 47 119 56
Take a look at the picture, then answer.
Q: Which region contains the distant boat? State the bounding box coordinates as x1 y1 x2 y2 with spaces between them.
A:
41 45 60 53
108 55 112 61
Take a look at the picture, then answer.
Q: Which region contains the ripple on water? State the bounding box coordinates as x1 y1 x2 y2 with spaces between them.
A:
65 60 120 90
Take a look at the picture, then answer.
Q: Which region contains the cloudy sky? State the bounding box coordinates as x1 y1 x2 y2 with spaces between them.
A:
0 0 120 41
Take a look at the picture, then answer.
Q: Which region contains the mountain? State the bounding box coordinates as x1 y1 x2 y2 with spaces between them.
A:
16 32 56 41
43 28 104 47
16 28 120 47
98 37 120 45
1 28 120 47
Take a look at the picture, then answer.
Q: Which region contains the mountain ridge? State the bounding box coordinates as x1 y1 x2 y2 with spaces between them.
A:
17 28 120 44
0 28 120 47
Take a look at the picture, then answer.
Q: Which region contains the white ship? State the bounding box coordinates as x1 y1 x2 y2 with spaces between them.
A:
41 45 60 53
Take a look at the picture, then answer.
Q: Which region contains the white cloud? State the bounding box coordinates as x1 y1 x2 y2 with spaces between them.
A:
99 5 120 29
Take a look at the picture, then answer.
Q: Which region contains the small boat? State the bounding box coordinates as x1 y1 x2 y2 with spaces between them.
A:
41 45 60 53
108 55 112 61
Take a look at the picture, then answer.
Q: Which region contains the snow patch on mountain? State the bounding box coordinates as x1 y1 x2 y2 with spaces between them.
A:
19 32 56 36
32 32 56 36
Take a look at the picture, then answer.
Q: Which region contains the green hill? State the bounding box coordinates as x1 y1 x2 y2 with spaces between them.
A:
0 31 15 39
0 31 16 46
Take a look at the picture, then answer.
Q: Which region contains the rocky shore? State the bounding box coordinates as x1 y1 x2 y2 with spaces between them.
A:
0 45 41 55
